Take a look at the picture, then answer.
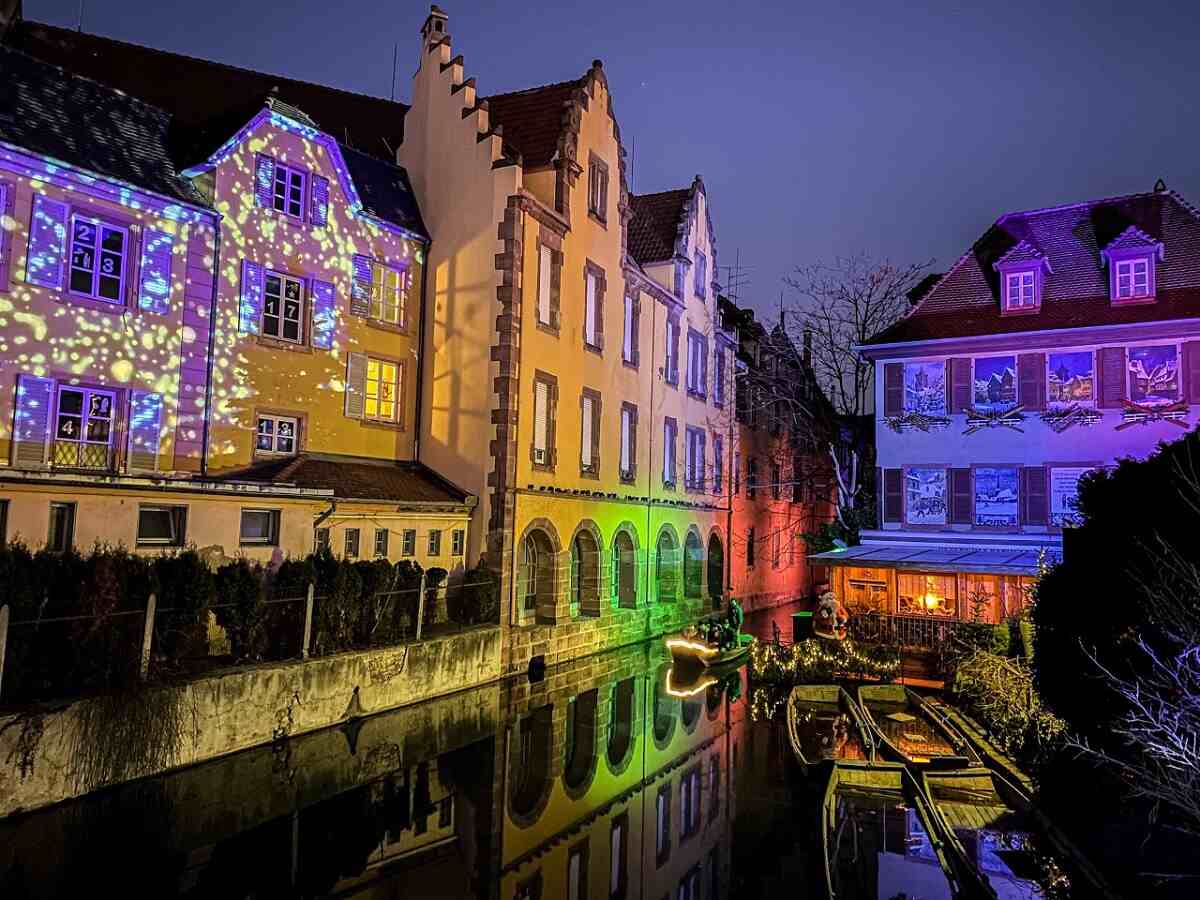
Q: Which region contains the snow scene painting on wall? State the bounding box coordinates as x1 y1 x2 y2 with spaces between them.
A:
1128 345 1179 406
1050 467 1091 527
1047 351 1094 404
974 466 1019 528
903 362 946 416
906 467 947 525
973 356 1017 412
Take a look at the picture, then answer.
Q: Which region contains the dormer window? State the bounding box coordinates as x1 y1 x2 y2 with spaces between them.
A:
993 240 1049 314
1004 270 1036 310
1101 225 1163 304
1114 257 1151 300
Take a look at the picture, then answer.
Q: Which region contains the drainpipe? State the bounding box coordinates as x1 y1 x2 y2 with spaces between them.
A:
199 219 222 478
644 290 658 633
412 238 432 463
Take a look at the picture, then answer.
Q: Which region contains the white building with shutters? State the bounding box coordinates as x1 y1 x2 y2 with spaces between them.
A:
812 185 1200 625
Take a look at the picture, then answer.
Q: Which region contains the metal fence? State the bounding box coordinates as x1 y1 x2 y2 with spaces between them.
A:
846 611 966 652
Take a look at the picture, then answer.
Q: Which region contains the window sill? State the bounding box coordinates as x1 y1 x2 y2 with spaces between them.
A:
999 305 1041 317
239 541 279 549
1110 295 1157 307
686 389 707 402
256 335 313 354
535 321 560 339
588 210 607 229
584 341 603 356
364 317 411 336
56 291 129 316
361 417 406 432
581 466 600 480
619 472 637 485
662 481 677 492
622 358 639 371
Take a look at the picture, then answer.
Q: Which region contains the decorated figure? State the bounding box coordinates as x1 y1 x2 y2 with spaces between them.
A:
813 590 849 640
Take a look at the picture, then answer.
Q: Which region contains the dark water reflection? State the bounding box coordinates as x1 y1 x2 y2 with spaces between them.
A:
0 641 832 899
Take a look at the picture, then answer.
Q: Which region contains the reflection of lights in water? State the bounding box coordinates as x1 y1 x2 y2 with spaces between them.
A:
665 666 717 698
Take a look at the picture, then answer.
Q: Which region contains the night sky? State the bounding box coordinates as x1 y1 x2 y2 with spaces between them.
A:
30 0 1200 320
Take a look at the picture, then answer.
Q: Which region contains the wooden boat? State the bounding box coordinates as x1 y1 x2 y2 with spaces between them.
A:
666 631 753 668
922 767 1121 900
821 761 984 900
857 684 979 769
787 685 876 769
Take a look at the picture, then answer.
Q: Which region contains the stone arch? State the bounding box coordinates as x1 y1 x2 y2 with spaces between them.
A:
683 526 704 601
706 529 725 610
654 524 681 604
516 518 562 624
509 705 554 828
652 662 677 748
563 689 599 798
611 522 640 610
606 676 638 776
705 683 723 720
568 520 604 619
680 695 702 733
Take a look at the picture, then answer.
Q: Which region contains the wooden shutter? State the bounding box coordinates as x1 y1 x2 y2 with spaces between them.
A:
595 271 606 350
883 363 903 416
949 358 972 412
698 431 707 490
701 338 709 397
631 295 641 366
950 467 972 524
584 272 597 346
11 373 54 468
127 391 163 472
350 255 372 317
0 181 13 291
1021 466 1049 525
1184 341 1200 403
310 175 330 226
591 396 601 471
137 228 174 314
581 393 594 468
715 345 724 404
538 245 552 324
629 406 638 478
254 154 275 208
620 407 631 474
882 468 903 523
1017 353 1046 410
310 279 337 350
623 293 633 361
534 380 549 458
1097 346 1126 408
549 250 562 328
344 352 367 418
26 194 68 289
238 259 264 334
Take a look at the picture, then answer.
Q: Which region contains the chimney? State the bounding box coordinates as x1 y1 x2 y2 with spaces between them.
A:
421 4 449 53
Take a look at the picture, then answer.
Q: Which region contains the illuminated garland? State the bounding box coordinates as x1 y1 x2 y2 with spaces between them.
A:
749 637 900 684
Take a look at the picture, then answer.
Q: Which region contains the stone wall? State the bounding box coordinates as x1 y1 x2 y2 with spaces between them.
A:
0 625 502 818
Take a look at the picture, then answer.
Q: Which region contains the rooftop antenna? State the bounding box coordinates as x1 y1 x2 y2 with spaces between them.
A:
630 134 636 194
390 43 398 101
76 0 84 31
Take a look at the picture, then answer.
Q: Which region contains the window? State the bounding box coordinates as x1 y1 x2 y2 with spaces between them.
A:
898 572 957 618
1047 351 1094 404
685 427 706 491
52 385 115 470
272 161 306 219
68 215 127 303
1115 257 1151 300
905 467 947 526
845 567 889 612
315 527 330 552
771 463 781 500
746 527 755 568
533 373 556 467
747 458 758 499
972 355 1017 412
622 292 638 365
713 435 723 494
613 531 637 609
256 414 298 455
694 251 707 298
452 528 465 556
686 330 707 397
1049 466 1091 527
588 155 608 222
401 528 417 557
568 841 589 900
581 390 601 475
374 528 389 558
655 784 672 864
239 508 280 546
665 318 680 385
0 499 8 546
47 501 75 552
902 361 946 415
365 357 401 422
610 813 628 900
369 261 408 326
429 529 442 556
136 505 186 547
1128 344 1180 406
714 345 726 407
772 529 781 568
536 244 559 328
344 528 360 559
584 269 602 350
663 418 678 487
1004 270 1036 310
680 767 701 839
974 466 1019 528
262 271 305 343
619 403 637 481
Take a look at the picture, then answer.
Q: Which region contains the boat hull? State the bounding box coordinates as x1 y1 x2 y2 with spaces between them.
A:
857 683 979 769
666 633 752 669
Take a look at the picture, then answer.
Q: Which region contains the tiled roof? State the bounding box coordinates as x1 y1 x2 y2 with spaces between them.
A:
0 45 206 206
866 190 1200 345
211 455 474 507
483 79 582 168
341 144 427 238
8 20 408 164
628 189 689 264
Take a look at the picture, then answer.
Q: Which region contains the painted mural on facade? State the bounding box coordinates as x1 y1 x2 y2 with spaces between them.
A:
903 361 946 415
973 355 1016 412
1047 351 1094 404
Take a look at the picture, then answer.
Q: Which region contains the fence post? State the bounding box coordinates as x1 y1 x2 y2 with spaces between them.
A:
415 572 428 642
140 592 156 680
302 583 315 660
0 604 9 701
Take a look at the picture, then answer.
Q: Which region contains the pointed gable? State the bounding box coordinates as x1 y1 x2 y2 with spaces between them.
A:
1101 224 1164 262
628 189 690 264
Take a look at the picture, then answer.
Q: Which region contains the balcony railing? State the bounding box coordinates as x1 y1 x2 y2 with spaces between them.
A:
51 440 114 471
846 611 965 651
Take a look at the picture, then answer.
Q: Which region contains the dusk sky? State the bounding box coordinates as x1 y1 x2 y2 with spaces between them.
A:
31 0 1200 320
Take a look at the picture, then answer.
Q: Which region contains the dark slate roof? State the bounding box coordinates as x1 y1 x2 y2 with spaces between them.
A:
0 45 206 206
341 144 427 238
628 189 689 264
483 79 582 168
212 455 474 507
8 20 408 164
866 190 1200 345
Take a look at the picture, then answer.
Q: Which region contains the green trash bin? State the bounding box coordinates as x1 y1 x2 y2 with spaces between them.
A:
792 611 814 643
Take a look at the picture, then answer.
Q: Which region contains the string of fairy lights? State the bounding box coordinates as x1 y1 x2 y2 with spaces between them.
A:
749 636 901 684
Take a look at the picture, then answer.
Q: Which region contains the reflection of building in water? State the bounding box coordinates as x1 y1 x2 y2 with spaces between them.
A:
501 647 736 900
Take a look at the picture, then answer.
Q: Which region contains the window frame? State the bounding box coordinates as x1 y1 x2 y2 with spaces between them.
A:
532 370 558 471
1114 256 1152 301
451 528 465 556
344 527 361 559
135 504 187 548
255 413 301 456
684 426 706 492
663 417 678 489
428 529 442 557
588 152 609 225
901 360 947 416
712 434 723 495
271 160 308 221
897 570 959 619
368 259 409 329
903 465 948 527
374 527 389 558
401 528 417 557
239 508 281 547
1003 268 1038 311
51 383 118 471
47 501 76 553
66 212 129 306
971 354 1018 413
619 402 637 483
686 329 707 399
261 269 307 345
1127 340 1182 406
694 251 707 299
972 464 1021 530
364 355 403 424
1046 349 1096 407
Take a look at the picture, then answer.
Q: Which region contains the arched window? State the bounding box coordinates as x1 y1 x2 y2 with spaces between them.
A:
511 706 553 821
564 689 598 793
519 529 556 622
570 529 601 618
684 530 703 600
681 697 701 731
613 530 637 609
607 678 635 768
653 664 676 745
707 533 724 609
656 530 679 603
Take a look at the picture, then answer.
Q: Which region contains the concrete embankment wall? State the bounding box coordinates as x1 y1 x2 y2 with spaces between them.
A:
0 625 502 818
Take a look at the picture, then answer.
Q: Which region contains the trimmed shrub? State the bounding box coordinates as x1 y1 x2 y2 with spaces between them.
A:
212 559 267 661
448 558 500 626
151 550 216 666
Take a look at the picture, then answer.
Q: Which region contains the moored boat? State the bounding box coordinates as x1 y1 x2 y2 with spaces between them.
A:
666 631 753 668
787 685 875 769
857 684 979 769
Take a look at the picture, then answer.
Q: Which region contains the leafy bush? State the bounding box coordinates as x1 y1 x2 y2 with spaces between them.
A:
447 558 500 626
212 559 266 661
151 550 215 666
952 649 1065 766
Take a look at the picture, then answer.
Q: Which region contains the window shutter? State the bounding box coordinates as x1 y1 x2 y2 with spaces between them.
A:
137 228 174 314
620 407 630 474
950 467 972 524
548 381 559 466
254 154 275 208
534 381 549 456
1017 353 1046 410
310 278 337 350
883 468 903 523
344 352 367 418
701 339 709 397
595 272 605 349
883 363 903 416
623 293 633 361
581 394 594 467
538 245 552 325
1021 466 1048 525
698 432 706 490
631 296 641 366
25 194 68 289
550 250 562 328
350 255 372 317
127 391 164 472
0 182 16 291
1184 341 1200 404
1097 346 1126 408
11 374 54 468
310 175 330 226
238 259 264 334
949 358 972 412
584 272 597 346
591 396 601 471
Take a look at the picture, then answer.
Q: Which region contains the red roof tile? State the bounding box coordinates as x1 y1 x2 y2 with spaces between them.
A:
483 79 582 168
628 189 689 264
